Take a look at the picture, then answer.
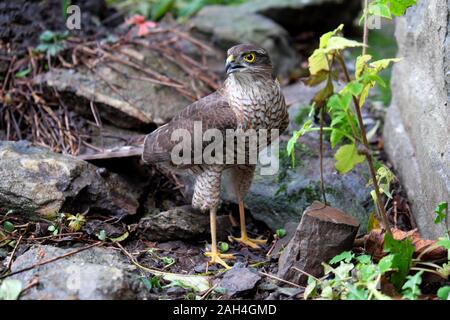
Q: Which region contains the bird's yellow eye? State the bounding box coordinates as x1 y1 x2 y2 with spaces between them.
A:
244 53 256 63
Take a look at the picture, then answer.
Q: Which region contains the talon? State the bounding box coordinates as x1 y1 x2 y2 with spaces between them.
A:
228 235 267 249
204 251 234 269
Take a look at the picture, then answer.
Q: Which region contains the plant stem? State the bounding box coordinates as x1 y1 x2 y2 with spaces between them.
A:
337 55 391 236
319 107 327 205
363 0 369 55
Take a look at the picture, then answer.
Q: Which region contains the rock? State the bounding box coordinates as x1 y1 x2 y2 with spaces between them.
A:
34 42 215 129
10 245 144 300
383 0 450 239
137 206 231 241
190 5 299 76
277 201 359 285
0 140 140 217
239 0 361 35
217 265 261 297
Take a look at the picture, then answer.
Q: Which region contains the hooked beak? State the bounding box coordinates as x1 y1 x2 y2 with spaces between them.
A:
225 55 244 74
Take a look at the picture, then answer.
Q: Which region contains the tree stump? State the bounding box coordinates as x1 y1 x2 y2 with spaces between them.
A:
277 201 359 285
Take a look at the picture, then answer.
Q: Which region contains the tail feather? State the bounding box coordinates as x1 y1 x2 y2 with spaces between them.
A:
77 146 144 161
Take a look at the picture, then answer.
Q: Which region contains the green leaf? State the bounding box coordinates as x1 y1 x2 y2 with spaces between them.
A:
218 241 229 253
378 254 394 274
48 225 56 232
369 3 392 19
346 284 369 300
401 271 423 300
356 254 372 264
330 251 354 264
160 256 175 266
15 68 31 78
96 229 107 241
39 30 55 42
389 0 416 17
330 129 344 148
437 237 450 250
334 144 365 174
35 44 50 53
3 221 15 233
109 231 129 243
303 278 317 300
276 228 286 238
151 0 175 21
287 120 313 167
355 55 372 79
319 24 344 48
323 36 365 53
383 233 415 290
437 286 450 300
370 58 402 72
0 279 22 300
434 201 448 224
342 81 364 96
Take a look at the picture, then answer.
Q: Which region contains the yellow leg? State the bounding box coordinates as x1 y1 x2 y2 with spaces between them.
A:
229 201 267 249
204 207 234 269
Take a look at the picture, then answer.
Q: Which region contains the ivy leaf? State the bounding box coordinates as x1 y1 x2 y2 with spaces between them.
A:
437 286 450 300
151 0 175 21
287 120 313 166
342 81 364 97
334 144 365 174
276 229 287 238
370 58 402 72
383 233 415 290
368 3 392 19
303 278 317 300
319 24 344 48
96 229 107 241
330 251 354 264
434 201 448 224
378 254 394 274
15 68 31 78
346 284 369 300
323 37 365 53
39 30 55 43
389 0 417 17
401 271 423 300
219 241 229 253
356 254 372 265
0 279 22 300
3 221 15 233
355 55 372 79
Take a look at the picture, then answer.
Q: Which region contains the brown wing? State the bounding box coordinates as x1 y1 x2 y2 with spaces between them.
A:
142 91 237 165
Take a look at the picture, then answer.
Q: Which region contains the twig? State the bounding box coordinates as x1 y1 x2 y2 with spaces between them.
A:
363 0 369 56
6 235 23 272
258 271 304 288
0 241 102 280
291 266 320 281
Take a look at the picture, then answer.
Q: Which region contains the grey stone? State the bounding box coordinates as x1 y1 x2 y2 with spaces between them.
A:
383 0 450 239
190 5 299 76
10 245 143 300
278 201 359 285
137 206 231 241
0 140 140 218
217 265 261 297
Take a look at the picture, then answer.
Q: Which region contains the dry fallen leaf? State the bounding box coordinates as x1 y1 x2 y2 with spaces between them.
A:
364 228 447 261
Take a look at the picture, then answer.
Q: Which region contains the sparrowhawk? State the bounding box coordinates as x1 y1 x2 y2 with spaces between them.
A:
142 44 289 269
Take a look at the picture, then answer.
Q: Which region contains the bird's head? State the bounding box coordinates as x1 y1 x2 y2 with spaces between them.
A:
225 44 273 77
